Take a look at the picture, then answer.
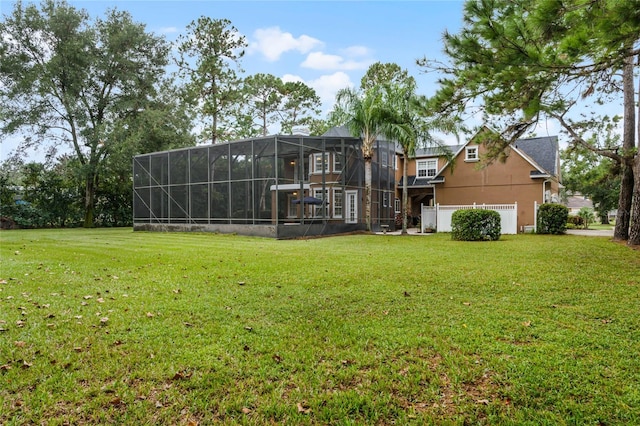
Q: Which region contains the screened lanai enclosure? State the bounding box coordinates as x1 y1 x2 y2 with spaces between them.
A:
133 135 397 238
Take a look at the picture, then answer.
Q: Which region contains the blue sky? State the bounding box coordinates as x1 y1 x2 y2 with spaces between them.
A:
54 0 466 111
0 1 468 160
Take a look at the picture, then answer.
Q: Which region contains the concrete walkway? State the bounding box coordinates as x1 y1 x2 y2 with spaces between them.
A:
566 229 614 237
376 228 615 237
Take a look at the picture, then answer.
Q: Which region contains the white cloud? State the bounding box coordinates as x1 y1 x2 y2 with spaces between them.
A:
301 51 372 71
280 72 353 113
340 45 372 57
248 27 323 61
158 26 179 34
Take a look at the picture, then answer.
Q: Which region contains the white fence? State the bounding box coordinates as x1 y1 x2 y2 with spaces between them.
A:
421 203 518 234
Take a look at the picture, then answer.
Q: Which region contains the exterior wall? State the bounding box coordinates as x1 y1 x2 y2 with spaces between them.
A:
435 145 549 231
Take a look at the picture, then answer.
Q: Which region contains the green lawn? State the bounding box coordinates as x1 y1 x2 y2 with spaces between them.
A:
1 229 639 425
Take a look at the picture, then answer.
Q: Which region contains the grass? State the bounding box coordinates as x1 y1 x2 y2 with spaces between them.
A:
1 228 639 425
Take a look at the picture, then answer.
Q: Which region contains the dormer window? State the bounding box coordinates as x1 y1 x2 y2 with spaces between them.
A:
465 146 479 162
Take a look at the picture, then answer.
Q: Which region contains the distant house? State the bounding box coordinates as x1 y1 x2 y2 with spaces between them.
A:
565 193 594 216
396 127 561 233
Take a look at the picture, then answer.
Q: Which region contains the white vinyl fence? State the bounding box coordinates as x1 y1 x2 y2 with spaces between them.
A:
421 203 518 234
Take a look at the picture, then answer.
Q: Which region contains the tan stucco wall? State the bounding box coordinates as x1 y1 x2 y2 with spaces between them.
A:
435 145 550 231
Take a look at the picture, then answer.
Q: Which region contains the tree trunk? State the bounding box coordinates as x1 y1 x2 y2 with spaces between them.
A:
83 173 96 228
614 164 633 240
402 153 408 234
614 53 636 240
364 158 372 232
629 58 640 246
629 156 640 246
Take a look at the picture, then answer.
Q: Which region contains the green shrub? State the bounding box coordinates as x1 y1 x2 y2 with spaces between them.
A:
577 207 595 229
451 209 501 241
537 203 568 234
568 215 584 227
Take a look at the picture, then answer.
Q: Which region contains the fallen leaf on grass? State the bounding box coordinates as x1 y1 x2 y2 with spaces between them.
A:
146 312 155 318
16 320 25 328
241 407 252 414
155 401 163 408
476 399 490 405
244 326 253 332
272 354 282 363
22 360 32 369
172 370 193 380
74 347 83 352
183 322 193 327
110 397 123 406
96 298 104 303
83 295 93 300
296 402 311 414
0 364 11 371
522 321 531 327
99 317 109 325
463 302 471 306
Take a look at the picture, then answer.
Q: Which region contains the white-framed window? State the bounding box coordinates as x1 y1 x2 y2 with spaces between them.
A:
333 188 343 218
380 149 389 167
313 188 329 217
312 153 330 174
417 159 437 178
393 154 398 170
465 146 479 162
395 198 401 214
333 153 342 173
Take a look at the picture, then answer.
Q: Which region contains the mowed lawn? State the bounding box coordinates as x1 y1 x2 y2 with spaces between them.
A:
1 229 639 425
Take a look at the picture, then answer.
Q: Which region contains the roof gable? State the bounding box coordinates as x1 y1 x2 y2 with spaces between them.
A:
433 127 559 179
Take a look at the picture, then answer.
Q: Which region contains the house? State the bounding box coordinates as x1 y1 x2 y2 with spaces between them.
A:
566 193 594 216
132 126 561 238
132 132 397 239
396 128 561 233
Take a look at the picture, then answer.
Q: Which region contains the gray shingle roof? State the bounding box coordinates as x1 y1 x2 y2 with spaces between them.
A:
513 136 559 175
322 125 353 137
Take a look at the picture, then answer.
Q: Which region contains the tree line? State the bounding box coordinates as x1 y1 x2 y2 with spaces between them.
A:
1 0 638 245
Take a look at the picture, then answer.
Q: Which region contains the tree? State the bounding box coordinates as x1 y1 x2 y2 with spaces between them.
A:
176 17 246 144
1 0 172 227
420 0 640 245
360 62 412 92
562 146 620 224
373 65 461 234
279 81 321 134
331 85 394 231
240 73 284 137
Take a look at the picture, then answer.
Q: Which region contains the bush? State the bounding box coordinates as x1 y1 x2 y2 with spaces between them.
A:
577 207 595 229
451 209 501 241
567 215 584 227
537 203 568 234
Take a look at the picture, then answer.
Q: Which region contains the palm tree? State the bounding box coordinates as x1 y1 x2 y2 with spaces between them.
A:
385 85 462 234
331 85 393 231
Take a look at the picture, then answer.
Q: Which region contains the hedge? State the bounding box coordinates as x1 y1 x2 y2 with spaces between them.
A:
451 209 501 241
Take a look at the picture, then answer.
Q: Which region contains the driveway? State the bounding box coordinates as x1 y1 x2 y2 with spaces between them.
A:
566 229 614 237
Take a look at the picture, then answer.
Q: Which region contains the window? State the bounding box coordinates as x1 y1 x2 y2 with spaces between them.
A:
333 188 343 218
395 198 401 214
380 149 388 167
465 146 479 162
312 153 329 174
313 188 329 217
333 153 342 173
417 159 437 178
